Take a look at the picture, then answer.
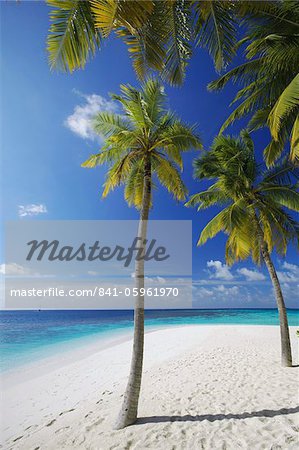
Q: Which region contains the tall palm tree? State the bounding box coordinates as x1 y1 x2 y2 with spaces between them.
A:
46 0 283 84
82 79 201 428
209 0 299 166
186 131 299 367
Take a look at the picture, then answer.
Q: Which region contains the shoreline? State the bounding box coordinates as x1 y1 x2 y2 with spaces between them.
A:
2 322 295 386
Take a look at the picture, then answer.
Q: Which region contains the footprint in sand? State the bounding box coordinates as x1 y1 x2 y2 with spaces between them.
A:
101 390 113 396
45 419 56 427
72 435 86 445
59 408 75 416
55 426 70 434
85 417 104 432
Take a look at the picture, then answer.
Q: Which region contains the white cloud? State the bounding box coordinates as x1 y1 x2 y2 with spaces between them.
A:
18 204 47 217
0 263 31 276
214 284 226 292
207 260 234 280
237 268 266 281
194 283 240 302
277 262 299 283
214 284 239 296
130 274 166 284
195 287 214 298
65 90 117 141
283 262 298 271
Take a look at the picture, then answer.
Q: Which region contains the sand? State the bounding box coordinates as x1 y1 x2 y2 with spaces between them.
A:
1 325 298 449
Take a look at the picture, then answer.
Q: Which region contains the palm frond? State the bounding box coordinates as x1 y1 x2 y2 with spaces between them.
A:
47 0 101 72
268 74 299 140
81 146 130 167
262 185 299 212
219 86 267 133
197 207 230 245
124 159 146 208
91 0 153 37
208 58 264 91
195 0 237 72
248 108 271 131
263 115 295 166
142 78 166 124
225 217 255 264
261 161 299 185
116 1 166 81
81 79 197 210
92 111 132 137
186 188 230 210
162 0 192 86
152 152 187 201
163 145 183 170
112 84 150 127
290 114 299 161
158 120 202 151
102 151 141 197
190 131 299 268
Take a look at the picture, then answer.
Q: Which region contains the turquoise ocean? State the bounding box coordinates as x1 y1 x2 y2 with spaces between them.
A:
1 309 298 372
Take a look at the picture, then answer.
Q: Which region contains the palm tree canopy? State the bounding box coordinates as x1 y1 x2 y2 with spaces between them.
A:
209 0 299 166
186 131 299 265
47 0 286 85
81 79 201 207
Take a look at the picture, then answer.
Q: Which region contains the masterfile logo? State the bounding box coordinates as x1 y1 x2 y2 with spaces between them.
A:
4 220 192 309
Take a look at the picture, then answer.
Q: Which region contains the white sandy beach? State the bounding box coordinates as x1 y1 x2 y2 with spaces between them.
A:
1 325 299 450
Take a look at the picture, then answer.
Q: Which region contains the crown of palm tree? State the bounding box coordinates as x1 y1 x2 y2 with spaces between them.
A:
47 0 285 85
209 1 299 166
186 131 299 265
82 78 201 207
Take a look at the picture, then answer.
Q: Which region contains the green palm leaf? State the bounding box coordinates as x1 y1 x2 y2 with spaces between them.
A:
268 74 299 140
90 0 153 37
162 0 192 86
124 160 146 209
92 112 132 137
186 188 229 210
290 114 299 161
152 153 187 201
262 185 299 212
197 207 229 245
195 0 237 72
189 131 299 265
47 0 101 71
81 79 199 208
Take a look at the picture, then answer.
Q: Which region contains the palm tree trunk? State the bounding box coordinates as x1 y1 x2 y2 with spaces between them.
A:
260 241 292 367
253 214 292 367
115 154 151 429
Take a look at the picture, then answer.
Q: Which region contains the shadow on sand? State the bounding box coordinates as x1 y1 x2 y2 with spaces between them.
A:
136 406 299 425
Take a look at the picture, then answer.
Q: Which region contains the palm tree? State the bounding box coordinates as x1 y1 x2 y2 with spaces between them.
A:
209 0 299 166
186 131 299 367
46 0 284 85
82 79 201 428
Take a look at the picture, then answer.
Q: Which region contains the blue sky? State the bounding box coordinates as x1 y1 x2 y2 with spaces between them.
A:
1 2 298 308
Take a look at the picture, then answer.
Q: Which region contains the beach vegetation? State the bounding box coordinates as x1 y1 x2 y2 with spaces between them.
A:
209 0 299 166
82 78 201 428
186 131 299 366
46 1 298 166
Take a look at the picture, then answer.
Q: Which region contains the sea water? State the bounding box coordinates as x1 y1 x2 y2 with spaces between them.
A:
1 309 298 372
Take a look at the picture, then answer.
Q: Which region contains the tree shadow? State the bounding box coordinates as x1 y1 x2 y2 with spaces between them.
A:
136 406 299 425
